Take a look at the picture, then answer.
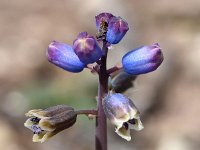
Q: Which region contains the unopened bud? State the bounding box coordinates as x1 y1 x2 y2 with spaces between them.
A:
122 43 163 75
73 32 102 64
106 17 129 44
47 41 85 73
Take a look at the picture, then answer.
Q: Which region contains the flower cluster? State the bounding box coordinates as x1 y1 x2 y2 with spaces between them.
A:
25 12 164 143
47 12 163 76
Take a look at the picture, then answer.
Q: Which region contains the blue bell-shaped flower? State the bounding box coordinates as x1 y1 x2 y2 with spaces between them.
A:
103 93 143 141
122 43 163 75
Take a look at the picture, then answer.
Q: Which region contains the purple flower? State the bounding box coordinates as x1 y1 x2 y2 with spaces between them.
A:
47 41 85 73
122 43 164 75
106 16 129 44
103 93 143 141
73 32 102 64
95 12 114 31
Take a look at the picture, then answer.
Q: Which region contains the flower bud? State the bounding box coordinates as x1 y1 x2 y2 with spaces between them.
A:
103 93 143 141
95 12 114 31
24 105 77 143
73 32 102 64
109 70 137 93
106 17 129 44
122 43 164 75
47 41 85 73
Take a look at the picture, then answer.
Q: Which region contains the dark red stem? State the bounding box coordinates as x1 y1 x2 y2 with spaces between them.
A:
107 64 123 75
96 40 109 150
76 109 97 115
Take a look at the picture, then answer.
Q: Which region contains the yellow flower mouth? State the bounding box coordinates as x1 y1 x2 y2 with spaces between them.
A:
115 117 144 141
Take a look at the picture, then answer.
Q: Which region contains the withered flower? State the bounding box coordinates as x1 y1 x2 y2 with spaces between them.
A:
24 105 77 143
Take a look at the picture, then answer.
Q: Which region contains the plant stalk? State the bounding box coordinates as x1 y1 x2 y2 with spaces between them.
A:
96 40 109 150
76 109 97 115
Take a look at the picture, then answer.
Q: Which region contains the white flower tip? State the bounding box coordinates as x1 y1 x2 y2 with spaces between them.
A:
32 132 51 143
130 118 144 131
124 136 131 141
115 126 131 141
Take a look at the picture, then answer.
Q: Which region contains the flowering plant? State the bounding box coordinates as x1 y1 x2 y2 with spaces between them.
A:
24 12 163 150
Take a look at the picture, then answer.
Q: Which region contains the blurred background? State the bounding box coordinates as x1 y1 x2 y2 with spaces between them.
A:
0 0 200 150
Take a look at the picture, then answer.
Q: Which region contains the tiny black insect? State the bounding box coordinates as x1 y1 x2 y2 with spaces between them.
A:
96 19 108 40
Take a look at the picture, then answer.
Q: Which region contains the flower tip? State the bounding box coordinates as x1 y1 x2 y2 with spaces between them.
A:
115 126 131 141
139 124 144 131
32 133 50 143
154 43 160 47
76 32 88 39
50 40 57 44
124 136 131 141
47 41 59 52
